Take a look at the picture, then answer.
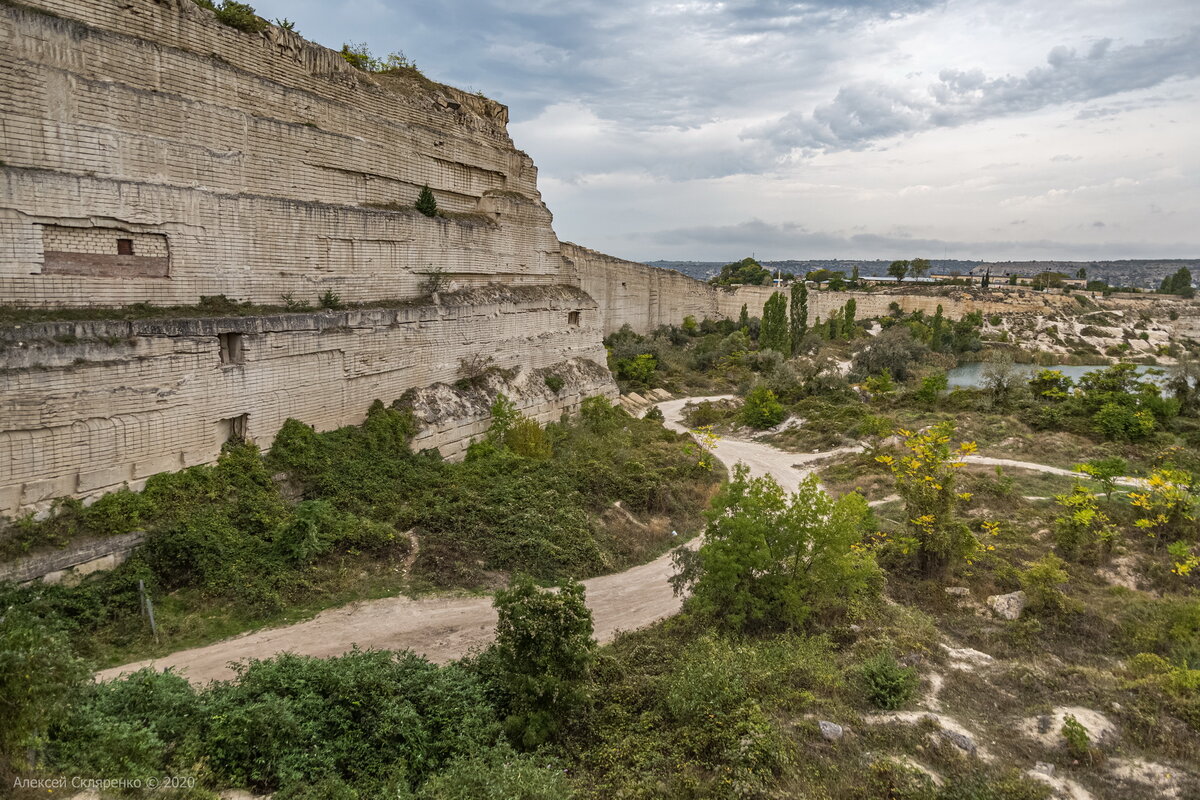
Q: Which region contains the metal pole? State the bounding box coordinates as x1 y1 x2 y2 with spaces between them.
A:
139 579 159 642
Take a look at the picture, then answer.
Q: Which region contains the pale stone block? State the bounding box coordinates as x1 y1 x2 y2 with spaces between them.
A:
76 464 133 493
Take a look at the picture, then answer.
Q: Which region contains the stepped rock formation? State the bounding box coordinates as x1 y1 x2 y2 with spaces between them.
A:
0 0 618 515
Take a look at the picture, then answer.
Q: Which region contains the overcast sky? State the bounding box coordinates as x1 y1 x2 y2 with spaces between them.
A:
254 0 1200 263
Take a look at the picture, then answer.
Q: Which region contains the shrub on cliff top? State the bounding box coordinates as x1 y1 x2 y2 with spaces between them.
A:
193 0 268 33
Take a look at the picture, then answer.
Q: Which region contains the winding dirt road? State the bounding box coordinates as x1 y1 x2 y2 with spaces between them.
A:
99 397 784 684
98 397 1128 685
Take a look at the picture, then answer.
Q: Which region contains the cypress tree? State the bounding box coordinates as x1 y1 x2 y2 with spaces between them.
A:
930 304 945 351
826 309 840 341
760 292 790 355
843 298 856 338
790 281 807 345
738 303 749 331
416 185 439 217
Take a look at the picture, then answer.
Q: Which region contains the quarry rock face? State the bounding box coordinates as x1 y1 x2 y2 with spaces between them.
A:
0 0 617 516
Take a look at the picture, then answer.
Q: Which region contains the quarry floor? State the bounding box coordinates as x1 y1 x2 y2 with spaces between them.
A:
97 397 1100 685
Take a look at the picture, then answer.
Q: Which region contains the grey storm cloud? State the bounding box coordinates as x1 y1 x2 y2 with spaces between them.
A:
748 28 1200 154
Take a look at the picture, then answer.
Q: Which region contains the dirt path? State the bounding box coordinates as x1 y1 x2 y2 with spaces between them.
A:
655 396 857 493
98 396 1138 685
98 398 730 684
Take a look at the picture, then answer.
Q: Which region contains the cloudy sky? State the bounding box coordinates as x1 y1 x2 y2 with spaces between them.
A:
254 0 1200 263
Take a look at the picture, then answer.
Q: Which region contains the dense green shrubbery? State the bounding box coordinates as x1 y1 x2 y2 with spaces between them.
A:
1 396 712 662
1025 363 1181 441
43 649 525 797
674 467 881 633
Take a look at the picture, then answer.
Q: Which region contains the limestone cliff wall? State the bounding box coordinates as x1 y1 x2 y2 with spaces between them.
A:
0 286 615 515
0 0 564 307
566 243 721 334
568 244 1079 335
0 0 623 518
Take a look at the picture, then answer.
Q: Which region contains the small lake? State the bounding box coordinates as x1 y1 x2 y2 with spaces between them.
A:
945 362 1164 389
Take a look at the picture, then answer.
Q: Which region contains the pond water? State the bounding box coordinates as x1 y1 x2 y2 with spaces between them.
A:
944 362 1163 389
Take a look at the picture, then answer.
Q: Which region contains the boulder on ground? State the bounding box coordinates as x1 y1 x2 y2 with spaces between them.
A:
987 590 1026 620
818 720 844 741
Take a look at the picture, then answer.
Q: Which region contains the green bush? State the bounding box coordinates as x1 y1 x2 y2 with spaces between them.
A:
416 185 439 217
1020 554 1073 616
741 385 786 429
1 607 89 766
416 749 575 799
543 373 565 393
615 353 657 386
203 649 498 793
1061 714 1092 762
1092 402 1156 441
212 0 268 32
678 466 880 633
859 652 918 710
491 576 595 749
914 372 948 407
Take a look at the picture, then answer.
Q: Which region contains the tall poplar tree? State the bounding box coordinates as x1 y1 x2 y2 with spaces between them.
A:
790 281 808 345
760 292 790 355
842 298 857 338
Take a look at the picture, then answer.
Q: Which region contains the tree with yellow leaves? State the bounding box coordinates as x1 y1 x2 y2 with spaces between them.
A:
1052 486 1117 563
1129 468 1196 552
876 421 977 576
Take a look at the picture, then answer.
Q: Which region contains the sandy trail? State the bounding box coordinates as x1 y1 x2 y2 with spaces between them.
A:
97 396 1138 685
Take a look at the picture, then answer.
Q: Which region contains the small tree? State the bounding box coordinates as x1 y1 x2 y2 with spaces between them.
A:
981 350 1019 409
909 257 930 280
876 423 977 576
676 466 879 632
1130 469 1197 550
914 372 948 408
416 185 439 217
887 260 909 282
1030 369 1075 402
1052 486 1117 562
492 575 596 749
1074 456 1128 502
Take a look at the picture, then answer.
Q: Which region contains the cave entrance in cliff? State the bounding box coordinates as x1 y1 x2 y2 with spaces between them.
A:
568 311 580 327
218 414 249 444
218 332 245 365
